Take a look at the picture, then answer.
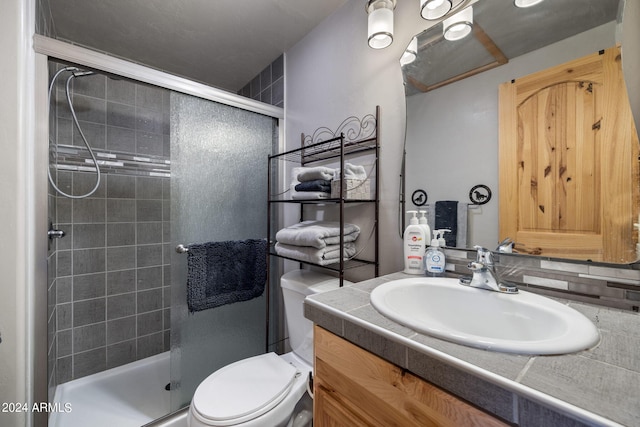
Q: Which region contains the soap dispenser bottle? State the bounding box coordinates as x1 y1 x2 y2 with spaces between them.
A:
438 229 450 247
425 230 446 277
404 211 427 275
418 210 431 244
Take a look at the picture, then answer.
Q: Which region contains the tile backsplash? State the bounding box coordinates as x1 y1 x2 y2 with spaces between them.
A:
445 248 640 312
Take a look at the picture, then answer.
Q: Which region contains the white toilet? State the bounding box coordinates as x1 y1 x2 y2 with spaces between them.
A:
187 270 346 427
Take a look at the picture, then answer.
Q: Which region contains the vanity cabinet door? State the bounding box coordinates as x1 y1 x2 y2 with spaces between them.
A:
313 325 508 427
315 383 378 426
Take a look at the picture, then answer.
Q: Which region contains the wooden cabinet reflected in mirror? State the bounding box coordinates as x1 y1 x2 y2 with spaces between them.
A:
499 47 639 263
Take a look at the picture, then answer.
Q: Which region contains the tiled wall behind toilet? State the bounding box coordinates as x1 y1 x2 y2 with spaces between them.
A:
50 62 172 384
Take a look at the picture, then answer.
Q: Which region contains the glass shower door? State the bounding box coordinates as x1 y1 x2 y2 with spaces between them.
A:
169 92 276 409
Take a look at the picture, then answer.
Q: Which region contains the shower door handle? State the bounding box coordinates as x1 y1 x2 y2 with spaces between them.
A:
48 229 66 239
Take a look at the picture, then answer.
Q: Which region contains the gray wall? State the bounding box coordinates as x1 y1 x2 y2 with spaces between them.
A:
50 62 171 385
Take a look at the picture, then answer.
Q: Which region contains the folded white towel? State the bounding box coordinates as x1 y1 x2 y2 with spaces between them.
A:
274 242 356 265
291 191 330 200
296 166 334 182
276 220 360 249
333 163 367 181
290 167 304 187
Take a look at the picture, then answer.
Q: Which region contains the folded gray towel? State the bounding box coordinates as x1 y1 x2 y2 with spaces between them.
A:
294 179 332 193
186 239 267 312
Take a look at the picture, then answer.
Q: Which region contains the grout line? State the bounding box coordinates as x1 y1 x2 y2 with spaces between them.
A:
515 357 536 383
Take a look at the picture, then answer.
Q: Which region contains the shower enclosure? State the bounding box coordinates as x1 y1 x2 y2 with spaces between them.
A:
45 54 281 426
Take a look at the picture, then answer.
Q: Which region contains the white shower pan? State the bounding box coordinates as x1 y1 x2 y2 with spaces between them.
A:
49 352 170 427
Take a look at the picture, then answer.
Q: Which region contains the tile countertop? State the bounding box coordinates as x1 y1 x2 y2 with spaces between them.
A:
304 272 640 427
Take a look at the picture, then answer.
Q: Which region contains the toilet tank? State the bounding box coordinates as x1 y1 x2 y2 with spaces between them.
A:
280 270 350 365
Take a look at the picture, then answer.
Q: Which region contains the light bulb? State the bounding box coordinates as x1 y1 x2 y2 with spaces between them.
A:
443 6 473 41
367 0 396 49
420 0 452 20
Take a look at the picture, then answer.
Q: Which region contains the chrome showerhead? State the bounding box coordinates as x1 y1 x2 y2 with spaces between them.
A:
71 69 95 78
59 66 94 78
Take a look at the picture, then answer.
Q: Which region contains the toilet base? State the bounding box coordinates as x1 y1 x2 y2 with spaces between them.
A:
286 392 312 427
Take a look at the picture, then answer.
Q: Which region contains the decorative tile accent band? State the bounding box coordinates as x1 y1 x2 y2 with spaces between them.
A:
578 274 640 286
52 144 171 177
522 275 569 291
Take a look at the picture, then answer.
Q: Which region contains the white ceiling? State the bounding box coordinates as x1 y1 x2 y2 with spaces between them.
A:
48 0 349 93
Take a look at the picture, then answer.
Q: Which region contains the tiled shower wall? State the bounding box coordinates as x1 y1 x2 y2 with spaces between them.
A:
238 55 284 107
49 62 171 386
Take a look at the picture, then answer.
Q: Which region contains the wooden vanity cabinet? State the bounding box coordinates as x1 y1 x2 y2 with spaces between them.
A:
313 326 508 427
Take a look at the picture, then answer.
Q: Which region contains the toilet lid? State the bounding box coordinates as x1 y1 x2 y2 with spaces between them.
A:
192 353 299 426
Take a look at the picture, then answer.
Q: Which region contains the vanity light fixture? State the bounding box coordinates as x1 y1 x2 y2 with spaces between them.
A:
421 0 452 20
367 0 397 49
443 6 473 41
514 0 545 7
400 37 418 66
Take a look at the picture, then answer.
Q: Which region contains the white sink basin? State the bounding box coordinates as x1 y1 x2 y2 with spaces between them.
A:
370 277 600 355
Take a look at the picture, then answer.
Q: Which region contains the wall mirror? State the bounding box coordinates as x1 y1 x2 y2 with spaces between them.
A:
402 0 640 264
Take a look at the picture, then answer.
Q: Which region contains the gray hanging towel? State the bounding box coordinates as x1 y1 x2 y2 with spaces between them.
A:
433 201 467 247
186 238 267 312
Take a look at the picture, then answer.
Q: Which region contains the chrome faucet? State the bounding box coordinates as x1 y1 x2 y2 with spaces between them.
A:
459 246 518 293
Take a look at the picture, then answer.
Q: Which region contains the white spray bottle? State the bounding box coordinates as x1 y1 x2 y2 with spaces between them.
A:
404 211 427 275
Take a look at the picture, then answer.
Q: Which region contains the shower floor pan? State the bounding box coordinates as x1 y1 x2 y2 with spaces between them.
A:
50 351 170 427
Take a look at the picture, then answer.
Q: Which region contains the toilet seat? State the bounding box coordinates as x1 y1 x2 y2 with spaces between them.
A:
191 353 299 426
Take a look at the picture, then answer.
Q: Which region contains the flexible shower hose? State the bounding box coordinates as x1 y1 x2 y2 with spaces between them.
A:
48 66 101 199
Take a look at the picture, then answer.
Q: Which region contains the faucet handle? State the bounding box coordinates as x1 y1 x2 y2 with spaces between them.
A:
467 261 487 271
473 245 494 265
